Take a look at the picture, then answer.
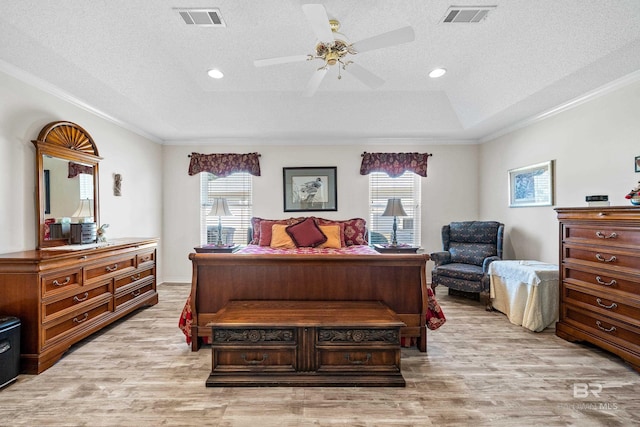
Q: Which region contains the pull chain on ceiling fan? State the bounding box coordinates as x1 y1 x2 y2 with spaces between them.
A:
253 4 415 97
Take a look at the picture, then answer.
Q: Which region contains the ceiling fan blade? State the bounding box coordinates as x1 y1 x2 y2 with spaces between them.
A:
351 26 415 53
254 55 309 67
301 4 334 42
344 63 385 89
303 68 328 97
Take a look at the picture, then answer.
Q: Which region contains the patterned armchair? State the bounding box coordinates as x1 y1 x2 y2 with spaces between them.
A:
430 221 504 302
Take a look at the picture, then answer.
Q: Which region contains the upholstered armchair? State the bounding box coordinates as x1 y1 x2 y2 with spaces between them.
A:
430 221 504 302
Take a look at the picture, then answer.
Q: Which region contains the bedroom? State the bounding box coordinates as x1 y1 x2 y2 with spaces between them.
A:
1 1 640 425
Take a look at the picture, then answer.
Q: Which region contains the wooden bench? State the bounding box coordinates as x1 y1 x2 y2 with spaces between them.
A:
206 300 406 387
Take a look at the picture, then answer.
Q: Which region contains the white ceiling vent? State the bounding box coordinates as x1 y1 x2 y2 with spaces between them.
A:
175 8 226 27
442 6 496 23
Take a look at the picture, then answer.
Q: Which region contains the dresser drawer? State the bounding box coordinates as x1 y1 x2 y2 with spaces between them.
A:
563 284 640 326
136 250 155 266
316 348 400 373
564 244 640 274
42 281 112 322
114 279 155 309
114 266 154 291
41 268 82 296
563 305 640 355
563 224 640 248
84 255 136 282
42 299 113 348
212 348 297 372
563 266 640 296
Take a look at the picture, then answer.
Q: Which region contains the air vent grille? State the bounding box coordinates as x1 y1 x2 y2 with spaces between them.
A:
176 8 226 27
442 6 496 23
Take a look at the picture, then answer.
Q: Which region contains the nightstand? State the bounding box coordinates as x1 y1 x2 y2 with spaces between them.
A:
373 244 420 254
194 244 240 254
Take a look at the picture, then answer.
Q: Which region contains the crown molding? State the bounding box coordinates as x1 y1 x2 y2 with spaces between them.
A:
0 59 162 143
480 69 640 143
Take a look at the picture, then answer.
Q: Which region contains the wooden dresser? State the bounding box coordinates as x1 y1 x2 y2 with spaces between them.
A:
555 207 640 372
0 238 158 374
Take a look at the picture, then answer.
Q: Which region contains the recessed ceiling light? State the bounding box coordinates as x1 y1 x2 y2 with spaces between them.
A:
429 68 447 78
207 69 224 79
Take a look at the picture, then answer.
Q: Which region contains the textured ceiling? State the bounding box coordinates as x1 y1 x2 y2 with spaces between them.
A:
1 0 640 144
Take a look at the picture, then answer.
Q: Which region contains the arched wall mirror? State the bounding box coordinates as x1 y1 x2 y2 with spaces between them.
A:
33 121 102 248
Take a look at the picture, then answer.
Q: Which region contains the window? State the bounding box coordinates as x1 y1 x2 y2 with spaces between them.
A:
79 173 93 199
200 172 253 245
369 172 421 246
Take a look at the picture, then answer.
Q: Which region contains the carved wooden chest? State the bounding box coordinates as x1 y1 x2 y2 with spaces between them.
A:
207 300 406 387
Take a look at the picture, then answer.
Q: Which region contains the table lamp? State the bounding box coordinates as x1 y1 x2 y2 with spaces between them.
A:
208 198 233 246
381 198 407 246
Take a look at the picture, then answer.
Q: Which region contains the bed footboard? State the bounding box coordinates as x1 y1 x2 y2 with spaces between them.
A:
188 253 430 352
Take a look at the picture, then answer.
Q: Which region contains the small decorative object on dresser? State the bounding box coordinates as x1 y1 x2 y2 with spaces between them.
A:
625 181 640 205
555 206 640 373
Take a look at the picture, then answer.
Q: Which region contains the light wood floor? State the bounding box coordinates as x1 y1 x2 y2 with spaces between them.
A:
0 283 638 426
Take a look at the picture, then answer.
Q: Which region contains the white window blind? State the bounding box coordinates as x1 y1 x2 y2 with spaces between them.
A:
369 172 421 246
200 172 253 245
79 173 93 199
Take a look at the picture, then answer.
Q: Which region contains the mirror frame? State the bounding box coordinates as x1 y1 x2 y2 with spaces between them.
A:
32 121 102 248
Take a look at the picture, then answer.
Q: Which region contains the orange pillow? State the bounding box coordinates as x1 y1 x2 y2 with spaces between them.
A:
270 224 296 249
317 225 342 249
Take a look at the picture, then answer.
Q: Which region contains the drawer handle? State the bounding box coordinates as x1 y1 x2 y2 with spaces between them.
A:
52 277 71 287
131 290 141 297
595 321 616 333
344 352 372 365
595 254 616 263
596 298 617 310
595 276 617 286
131 274 141 282
73 313 89 324
141 256 151 262
241 353 268 365
595 231 617 239
73 292 89 303
105 264 119 272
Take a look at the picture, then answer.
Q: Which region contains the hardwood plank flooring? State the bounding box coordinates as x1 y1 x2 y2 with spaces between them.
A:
0 283 638 426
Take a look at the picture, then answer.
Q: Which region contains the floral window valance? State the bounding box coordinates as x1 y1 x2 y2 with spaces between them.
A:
359 152 432 178
188 152 261 177
68 162 93 178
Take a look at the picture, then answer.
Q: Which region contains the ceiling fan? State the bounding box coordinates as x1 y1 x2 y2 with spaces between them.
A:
253 4 415 97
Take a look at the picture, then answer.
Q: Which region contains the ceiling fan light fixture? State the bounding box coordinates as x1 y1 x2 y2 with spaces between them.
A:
207 69 224 79
429 68 447 78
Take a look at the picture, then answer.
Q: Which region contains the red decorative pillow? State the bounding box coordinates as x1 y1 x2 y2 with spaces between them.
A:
286 218 327 248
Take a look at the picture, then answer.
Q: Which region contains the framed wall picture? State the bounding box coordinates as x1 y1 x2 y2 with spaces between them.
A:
283 167 337 212
508 160 554 207
635 155 640 173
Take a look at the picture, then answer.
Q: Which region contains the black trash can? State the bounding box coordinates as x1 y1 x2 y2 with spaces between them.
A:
0 316 20 388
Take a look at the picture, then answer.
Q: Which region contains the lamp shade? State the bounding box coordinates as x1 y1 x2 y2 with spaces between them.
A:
208 198 232 217
381 198 407 217
72 198 93 222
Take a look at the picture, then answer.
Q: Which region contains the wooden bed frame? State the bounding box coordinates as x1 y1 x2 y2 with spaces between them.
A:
188 252 429 352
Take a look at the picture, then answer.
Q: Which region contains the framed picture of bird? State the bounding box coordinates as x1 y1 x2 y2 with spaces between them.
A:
283 167 337 212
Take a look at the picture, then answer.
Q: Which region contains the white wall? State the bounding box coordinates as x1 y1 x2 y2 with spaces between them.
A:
162 142 479 282
0 70 163 279
479 79 640 263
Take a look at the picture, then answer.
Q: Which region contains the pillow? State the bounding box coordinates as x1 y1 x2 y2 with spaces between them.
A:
317 225 342 249
285 218 327 248
316 217 367 246
259 220 280 246
270 224 296 249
